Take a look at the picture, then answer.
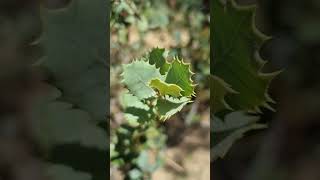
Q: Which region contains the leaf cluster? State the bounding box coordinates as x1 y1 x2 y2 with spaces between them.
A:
211 0 280 161
111 48 196 179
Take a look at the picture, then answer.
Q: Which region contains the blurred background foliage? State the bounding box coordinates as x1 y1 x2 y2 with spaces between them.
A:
110 0 210 179
0 0 108 180
212 0 320 180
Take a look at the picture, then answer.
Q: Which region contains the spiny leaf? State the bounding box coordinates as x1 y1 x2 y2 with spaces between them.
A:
165 58 196 97
211 0 279 113
211 111 266 160
33 100 107 151
212 111 260 132
149 78 183 97
156 96 191 121
31 84 107 151
122 60 163 100
148 47 170 74
211 123 266 160
41 0 108 122
42 0 107 79
120 91 150 111
210 75 237 113
120 92 151 126
125 107 152 125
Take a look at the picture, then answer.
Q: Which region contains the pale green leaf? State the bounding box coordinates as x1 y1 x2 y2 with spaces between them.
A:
120 91 150 110
122 60 162 100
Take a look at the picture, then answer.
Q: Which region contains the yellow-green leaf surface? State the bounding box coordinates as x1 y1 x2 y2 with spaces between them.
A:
149 78 183 97
165 58 196 97
211 0 279 113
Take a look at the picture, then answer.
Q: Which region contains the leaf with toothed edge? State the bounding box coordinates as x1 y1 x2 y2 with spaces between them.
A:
156 96 192 121
114 48 195 179
122 60 163 100
165 58 196 97
211 0 280 114
211 75 238 113
148 47 170 75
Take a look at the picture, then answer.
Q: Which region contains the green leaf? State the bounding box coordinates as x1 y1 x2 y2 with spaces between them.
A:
41 0 108 122
212 123 266 161
165 58 196 97
211 0 279 113
148 47 170 74
122 60 163 100
210 75 237 113
120 92 150 111
120 92 152 126
211 111 266 160
156 96 191 121
212 111 260 132
33 101 107 150
54 65 107 122
31 84 107 151
125 107 151 124
42 0 107 79
149 78 183 97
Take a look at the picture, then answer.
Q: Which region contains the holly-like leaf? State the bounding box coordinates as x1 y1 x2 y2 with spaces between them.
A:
212 123 266 161
120 92 151 126
40 0 108 122
148 47 170 74
212 111 260 132
120 92 150 110
211 0 279 113
54 65 107 122
33 101 108 151
165 58 196 97
149 78 183 97
156 96 191 121
41 0 107 79
37 1 108 179
122 60 163 100
210 75 237 113
31 84 107 151
211 111 266 160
